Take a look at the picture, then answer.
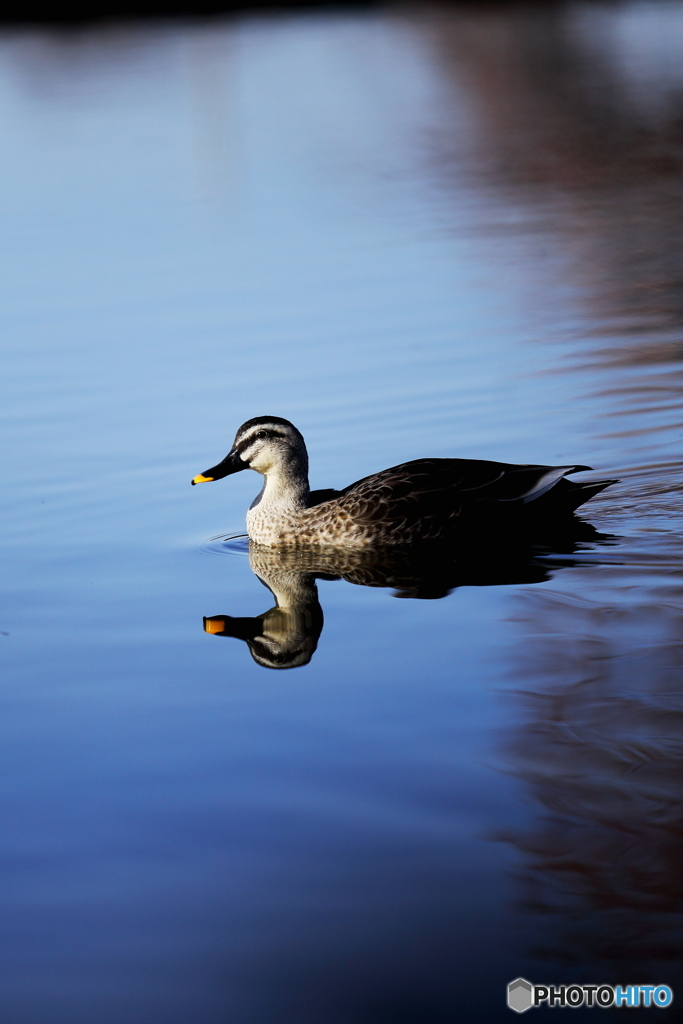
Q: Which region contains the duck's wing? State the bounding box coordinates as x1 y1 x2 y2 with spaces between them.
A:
335 458 602 529
308 487 344 507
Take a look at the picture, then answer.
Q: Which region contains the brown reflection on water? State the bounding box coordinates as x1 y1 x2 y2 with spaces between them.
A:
414 1 683 483
498 580 683 966
410 0 683 977
424 2 683 189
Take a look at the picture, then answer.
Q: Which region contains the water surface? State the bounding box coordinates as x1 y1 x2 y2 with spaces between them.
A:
0 3 681 1021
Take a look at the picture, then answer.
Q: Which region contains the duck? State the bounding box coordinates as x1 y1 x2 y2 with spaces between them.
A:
191 416 616 548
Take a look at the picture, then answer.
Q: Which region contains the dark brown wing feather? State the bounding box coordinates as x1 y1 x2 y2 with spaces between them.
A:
308 487 344 507
332 458 601 532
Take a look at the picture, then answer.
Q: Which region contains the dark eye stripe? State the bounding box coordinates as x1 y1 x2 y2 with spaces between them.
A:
235 428 285 455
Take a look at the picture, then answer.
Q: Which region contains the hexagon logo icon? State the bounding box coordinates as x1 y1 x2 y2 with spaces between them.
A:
508 978 534 1013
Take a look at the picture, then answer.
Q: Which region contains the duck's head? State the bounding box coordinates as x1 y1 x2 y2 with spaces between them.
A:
204 604 322 670
192 416 308 484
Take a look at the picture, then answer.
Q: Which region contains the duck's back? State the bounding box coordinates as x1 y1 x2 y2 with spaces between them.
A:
304 458 610 544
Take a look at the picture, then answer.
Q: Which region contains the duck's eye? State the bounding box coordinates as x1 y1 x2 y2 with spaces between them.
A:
255 431 267 441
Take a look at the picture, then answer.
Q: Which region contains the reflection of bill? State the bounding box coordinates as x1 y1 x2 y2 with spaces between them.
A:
204 569 323 671
508 978 673 1012
202 521 609 669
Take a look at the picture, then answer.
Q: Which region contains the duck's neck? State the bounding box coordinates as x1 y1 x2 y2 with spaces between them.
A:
252 460 310 514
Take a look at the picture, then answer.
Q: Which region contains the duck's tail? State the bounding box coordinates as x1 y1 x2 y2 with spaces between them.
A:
532 477 619 513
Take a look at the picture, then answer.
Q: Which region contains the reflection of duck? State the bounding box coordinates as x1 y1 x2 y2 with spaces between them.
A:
204 522 608 668
205 558 323 670
192 417 616 547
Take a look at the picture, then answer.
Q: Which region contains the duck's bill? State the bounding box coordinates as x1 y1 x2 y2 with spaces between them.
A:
204 616 228 633
204 614 263 640
191 450 247 485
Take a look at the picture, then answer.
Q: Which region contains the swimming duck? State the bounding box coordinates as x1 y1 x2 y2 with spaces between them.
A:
191 416 615 548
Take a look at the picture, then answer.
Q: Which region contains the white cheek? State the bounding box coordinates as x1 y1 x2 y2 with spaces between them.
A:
247 450 270 473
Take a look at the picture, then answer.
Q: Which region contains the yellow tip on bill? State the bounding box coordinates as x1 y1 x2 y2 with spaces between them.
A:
204 617 226 634
192 474 214 484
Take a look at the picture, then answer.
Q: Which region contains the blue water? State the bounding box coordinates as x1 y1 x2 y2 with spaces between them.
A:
0 4 681 1021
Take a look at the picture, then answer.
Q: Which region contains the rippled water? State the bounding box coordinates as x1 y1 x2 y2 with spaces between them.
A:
0 3 681 1021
